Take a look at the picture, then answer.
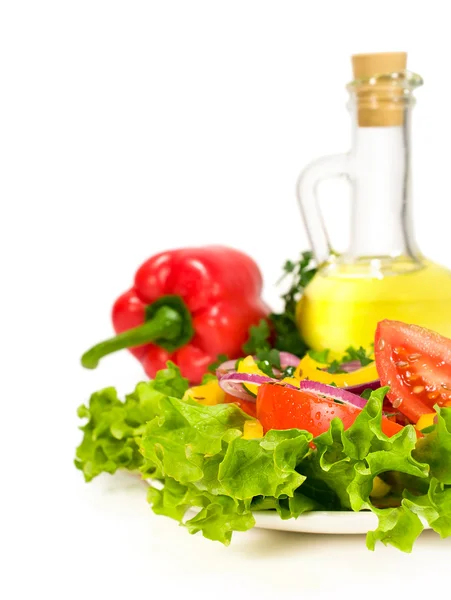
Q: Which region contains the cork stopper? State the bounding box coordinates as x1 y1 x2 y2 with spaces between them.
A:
351 52 407 127
352 52 407 80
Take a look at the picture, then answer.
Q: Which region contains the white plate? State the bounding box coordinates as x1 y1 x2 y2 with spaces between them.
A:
252 510 431 535
146 481 430 535
191 509 431 535
254 510 379 534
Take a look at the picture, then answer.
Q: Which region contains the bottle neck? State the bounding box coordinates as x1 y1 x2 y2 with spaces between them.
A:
346 107 420 266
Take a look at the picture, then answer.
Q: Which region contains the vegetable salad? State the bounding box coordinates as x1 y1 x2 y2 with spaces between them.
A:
76 345 451 553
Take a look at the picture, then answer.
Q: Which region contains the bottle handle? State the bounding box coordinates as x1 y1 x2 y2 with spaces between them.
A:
296 153 350 265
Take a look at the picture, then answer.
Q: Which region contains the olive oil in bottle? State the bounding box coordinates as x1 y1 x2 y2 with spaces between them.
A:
296 52 451 353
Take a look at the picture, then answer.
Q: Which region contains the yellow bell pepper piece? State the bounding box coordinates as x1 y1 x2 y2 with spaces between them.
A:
184 379 225 406
294 354 379 388
237 355 268 396
415 412 436 432
243 420 264 439
370 476 391 499
281 377 301 388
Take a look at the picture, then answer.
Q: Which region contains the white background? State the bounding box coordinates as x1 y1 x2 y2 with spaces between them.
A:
2 1 451 599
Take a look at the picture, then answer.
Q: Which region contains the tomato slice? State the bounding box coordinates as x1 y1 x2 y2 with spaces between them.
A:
375 320 451 423
223 393 257 417
256 383 402 437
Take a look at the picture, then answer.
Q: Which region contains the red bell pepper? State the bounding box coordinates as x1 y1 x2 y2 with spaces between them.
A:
81 246 270 383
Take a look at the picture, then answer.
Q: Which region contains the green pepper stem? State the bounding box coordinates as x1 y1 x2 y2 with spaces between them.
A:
81 306 182 369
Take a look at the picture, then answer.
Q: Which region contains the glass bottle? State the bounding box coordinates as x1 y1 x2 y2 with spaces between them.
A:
296 52 451 355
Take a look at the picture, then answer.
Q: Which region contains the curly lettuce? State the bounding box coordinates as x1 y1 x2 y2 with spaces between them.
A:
75 364 451 552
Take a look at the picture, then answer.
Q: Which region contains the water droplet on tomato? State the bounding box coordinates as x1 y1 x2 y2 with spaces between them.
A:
315 411 321 420
405 371 419 383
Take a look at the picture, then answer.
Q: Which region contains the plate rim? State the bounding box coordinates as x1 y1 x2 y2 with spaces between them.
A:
145 480 431 534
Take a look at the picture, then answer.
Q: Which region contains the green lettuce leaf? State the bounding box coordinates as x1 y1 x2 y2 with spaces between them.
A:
218 429 312 498
413 405 451 484
75 386 151 482
152 362 189 398
74 362 187 481
142 397 249 485
141 397 313 543
296 388 431 551
147 478 255 545
184 497 255 545
147 477 194 521
366 504 424 552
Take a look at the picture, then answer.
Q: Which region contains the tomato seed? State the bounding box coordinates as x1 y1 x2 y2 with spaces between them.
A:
413 386 425 394
378 339 385 351
428 392 439 400
408 353 421 362
393 397 403 408
395 361 408 368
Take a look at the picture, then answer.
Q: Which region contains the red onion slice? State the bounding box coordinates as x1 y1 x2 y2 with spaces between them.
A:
216 353 301 382
339 360 362 373
215 359 239 377
299 380 368 409
218 372 276 402
344 380 381 396
279 352 301 369
219 372 275 385
218 381 256 402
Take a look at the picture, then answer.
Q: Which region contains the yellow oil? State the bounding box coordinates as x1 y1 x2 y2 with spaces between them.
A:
296 259 451 354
